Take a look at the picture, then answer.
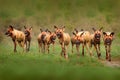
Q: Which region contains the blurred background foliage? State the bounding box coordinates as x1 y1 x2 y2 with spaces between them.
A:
0 0 120 42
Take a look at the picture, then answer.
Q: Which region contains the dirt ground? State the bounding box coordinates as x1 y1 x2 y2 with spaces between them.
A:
101 58 120 68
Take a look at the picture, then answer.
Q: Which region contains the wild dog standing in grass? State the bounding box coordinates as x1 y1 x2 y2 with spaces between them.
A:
103 32 115 61
24 26 32 51
37 28 48 53
54 26 70 59
44 30 56 53
74 29 91 56
5 25 26 52
71 29 84 55
91 27 103 59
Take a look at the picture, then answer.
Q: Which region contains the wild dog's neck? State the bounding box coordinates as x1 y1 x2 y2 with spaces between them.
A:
94 38 101 44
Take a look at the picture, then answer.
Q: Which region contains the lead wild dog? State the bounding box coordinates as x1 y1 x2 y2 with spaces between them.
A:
103 32 115 61
37 28 48 53
54 26 70 59
44 30 56 53
91 27 103 58
24 26 32 51
5 25 26 52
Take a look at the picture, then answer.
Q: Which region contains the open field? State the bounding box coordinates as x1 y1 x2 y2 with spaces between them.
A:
0 0 120 80
0 38 120 80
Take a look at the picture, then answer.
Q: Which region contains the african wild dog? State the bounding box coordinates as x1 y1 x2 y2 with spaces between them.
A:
103 32 115 61
71 29 84 54
24 26 32 51
44 30 56 53
54 26 70 59
71 31 84 56
91 27 103 59
5 25 26 52
74 29 92 56
37 28 48 53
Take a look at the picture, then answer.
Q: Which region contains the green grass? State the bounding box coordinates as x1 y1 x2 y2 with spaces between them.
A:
0 40 120 80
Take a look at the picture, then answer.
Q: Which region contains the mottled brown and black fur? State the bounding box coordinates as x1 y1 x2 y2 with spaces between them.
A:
5 25 26 52
54 26 70 59
103 32 115 61
24 26 32 51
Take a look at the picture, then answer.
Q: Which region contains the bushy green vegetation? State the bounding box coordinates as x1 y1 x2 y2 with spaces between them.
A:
0 0 120 42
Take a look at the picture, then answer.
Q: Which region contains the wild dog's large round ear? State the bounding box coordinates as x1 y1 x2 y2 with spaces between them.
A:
110 32 115 36
81 29 84 31
103 32 106 35
62 26 65 31
92 28 96 32
48 30 51 34
99 27 103 31
74 28 78 33
80 32 84 37
40 28 43 32
29 27 32 31
24 26 26 29
54 25 58 29
72 32 76 36
9 25 13 31
45 29 49 32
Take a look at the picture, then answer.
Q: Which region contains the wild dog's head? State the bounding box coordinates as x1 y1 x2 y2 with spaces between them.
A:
54 26 65 38
48 30 56 41
103 32 114 45
5 25 14 37
40 28 48 41
92 27 103 40
24 26 32 37
72 32 84 44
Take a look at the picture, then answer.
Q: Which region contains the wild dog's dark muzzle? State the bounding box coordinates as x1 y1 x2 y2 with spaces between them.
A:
95 34 101 40
5 32 12 36
51 36 56 41
56 33 62 38
105 38 112 45
5 32 8 35
24 31 30 36
41 34 46 40
76 40 80 44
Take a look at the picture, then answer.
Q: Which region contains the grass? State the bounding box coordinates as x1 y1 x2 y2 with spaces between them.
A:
0 39 120 80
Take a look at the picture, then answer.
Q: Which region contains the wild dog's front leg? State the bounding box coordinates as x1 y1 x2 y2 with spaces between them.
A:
71 43 74 53
47 44 50 54
82 43 84 56
76 44 80 56
43 42 46 53
64 45 68 59
12 39 17 52
28 41 31 51
52 42 55 53
94 44 100 58
105 45 108 60
98 44 101 57
60 42 64 56
25 40 28 51
108 45 111 61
